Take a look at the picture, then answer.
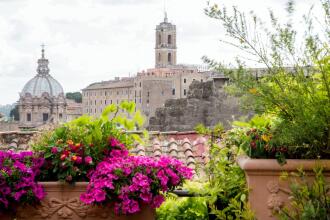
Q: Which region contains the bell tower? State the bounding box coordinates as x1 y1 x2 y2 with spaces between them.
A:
155 12 177 68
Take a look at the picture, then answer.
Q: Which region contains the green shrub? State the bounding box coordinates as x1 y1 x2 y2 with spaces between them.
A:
277 166 330 220
156 195 208 220
204 0 330 160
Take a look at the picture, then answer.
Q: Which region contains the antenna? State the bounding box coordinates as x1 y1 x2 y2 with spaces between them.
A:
163 0 168 22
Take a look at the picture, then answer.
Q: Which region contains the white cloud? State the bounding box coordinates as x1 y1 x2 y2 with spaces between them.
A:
0 0 322 104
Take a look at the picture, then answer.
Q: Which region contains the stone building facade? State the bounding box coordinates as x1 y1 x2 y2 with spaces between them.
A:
66 99 83 121
82 14 208 120
18 48 67 128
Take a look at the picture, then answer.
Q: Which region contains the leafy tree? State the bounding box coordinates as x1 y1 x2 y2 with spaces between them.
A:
204 0 330 159
66 92 82 103
9 105 19 121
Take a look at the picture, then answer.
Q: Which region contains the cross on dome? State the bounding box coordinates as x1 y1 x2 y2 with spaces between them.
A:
41 43 46 58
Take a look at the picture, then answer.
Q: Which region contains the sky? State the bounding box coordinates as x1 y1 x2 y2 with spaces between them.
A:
0 0 320 104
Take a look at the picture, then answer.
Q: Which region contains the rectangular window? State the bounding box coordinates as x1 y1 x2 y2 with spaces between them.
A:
105 100 107 105
184 78 187 83
59 113 62 119
27 113 31 122
184 89 187 96
43 113 49 122
172 89 175 95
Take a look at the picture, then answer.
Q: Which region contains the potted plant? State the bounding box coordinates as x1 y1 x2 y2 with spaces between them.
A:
3 102 193 220
205 1 330 219
0 151 45 220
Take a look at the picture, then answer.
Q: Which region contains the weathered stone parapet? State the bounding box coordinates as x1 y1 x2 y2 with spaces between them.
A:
0 130 38 151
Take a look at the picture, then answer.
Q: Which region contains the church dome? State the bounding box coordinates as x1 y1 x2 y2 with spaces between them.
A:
21 47 64 98
22 75 64 97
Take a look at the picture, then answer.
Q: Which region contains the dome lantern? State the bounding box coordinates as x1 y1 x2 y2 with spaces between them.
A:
21 46 64 98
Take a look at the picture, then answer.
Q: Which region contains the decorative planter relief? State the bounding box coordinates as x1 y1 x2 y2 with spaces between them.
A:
238 157 330 220
14 182 155 220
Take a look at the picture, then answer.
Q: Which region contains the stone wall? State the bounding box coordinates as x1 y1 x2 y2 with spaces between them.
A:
148 78 248 131
0 122 19 132
0 131 38 150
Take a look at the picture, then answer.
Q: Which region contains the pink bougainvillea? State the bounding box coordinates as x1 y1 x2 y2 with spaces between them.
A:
0 151 45 210
80 138 193 215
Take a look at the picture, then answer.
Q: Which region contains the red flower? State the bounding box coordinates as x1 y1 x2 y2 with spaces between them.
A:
60 154 67 160
250 141 257 149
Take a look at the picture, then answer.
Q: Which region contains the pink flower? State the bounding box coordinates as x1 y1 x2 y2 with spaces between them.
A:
75 156 82 164
84 156 93 165
94 189 106 202
13 190 27 201
140 192 152 203
80 193 94 204
151 195 165 208
109 137 121 147
110 149 128 158
51 147 58 154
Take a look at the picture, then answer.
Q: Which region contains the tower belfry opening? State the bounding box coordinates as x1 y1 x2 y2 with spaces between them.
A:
155 12 177 68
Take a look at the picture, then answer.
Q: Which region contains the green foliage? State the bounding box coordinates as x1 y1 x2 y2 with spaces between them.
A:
204 0 330 159
196 124 255 220
230 115 289 164
156 182 209 220
277 166 330 220
32 101 146 182
66 92 82 103
156 195 208 220
195 123 224 137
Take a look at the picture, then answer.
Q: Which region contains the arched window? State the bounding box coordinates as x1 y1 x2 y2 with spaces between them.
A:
168 53 172 63
158 34 161 44
168 35 172 44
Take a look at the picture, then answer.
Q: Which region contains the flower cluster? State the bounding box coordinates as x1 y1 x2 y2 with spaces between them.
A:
40 139 95 182
0 151 45 211
243 126 288 163
80 138 193 215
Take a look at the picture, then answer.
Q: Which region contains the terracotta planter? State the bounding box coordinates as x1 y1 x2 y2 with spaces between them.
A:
0 212 14 220
13 182 155 220
237 157 330 220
